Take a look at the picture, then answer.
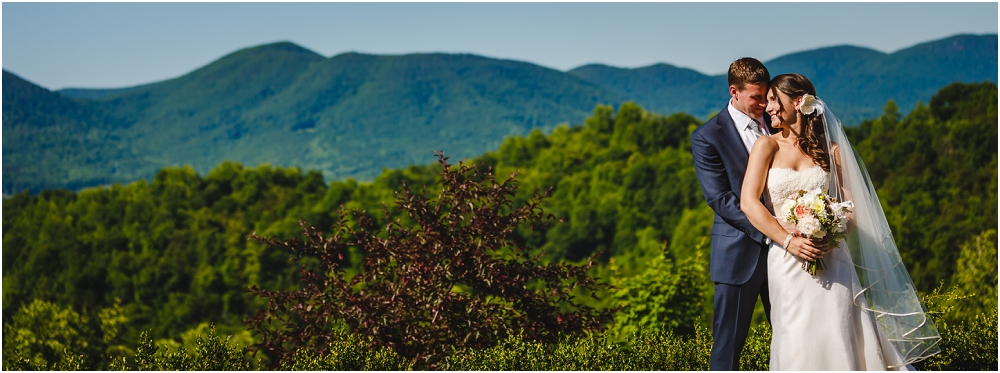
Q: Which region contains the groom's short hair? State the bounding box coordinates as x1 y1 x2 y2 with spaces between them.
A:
728 57 770 90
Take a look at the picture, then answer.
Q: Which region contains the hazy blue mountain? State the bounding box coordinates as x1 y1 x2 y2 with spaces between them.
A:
767 34 999 122
569 34 998 123
568 63 726 119
3 34 996 194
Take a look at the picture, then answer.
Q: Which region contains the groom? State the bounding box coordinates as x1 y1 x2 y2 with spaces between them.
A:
690 57 774 370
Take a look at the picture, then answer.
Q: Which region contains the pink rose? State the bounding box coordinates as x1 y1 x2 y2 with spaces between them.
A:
794 204 811 219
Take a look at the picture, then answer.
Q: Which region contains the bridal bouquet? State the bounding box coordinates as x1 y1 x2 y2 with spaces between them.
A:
777 188 854 275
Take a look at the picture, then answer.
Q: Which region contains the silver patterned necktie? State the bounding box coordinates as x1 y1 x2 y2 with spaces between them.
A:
750 118 766 138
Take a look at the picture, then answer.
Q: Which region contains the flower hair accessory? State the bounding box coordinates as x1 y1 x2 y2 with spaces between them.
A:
796 94 824 116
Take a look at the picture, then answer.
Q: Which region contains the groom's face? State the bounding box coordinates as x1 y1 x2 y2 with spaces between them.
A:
730 83 768 119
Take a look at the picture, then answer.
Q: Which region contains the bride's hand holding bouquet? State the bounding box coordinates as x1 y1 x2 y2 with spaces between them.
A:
777 188 854 275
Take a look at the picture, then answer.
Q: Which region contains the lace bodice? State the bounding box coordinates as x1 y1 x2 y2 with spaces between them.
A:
767 166 829 205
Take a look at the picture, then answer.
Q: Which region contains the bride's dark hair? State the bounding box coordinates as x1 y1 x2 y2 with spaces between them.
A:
769 73 830 172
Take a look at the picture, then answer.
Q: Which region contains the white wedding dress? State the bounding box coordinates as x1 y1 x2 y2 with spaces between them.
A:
766 166 907 371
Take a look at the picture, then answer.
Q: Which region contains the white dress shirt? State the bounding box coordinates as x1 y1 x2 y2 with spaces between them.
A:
727 100 767 153
728 100 774 236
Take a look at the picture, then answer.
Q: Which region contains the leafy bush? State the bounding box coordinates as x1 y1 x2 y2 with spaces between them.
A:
445 325 712 370
7 307 991 371
2 347 85 371
107 327 257 371
246 152 615 368
919 308 998 371
739 322 772 371
947 230 998 323
278 329 411 371
1 299 125 370
610 251 706 338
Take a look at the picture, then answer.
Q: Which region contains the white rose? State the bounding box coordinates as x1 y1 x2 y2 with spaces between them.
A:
797 216 825 238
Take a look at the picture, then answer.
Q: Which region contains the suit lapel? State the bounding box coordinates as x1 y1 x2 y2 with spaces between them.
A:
715 108 750 162
716 107 779 206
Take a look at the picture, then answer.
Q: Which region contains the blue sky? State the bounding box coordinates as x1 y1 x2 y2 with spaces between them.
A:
3 2 997 90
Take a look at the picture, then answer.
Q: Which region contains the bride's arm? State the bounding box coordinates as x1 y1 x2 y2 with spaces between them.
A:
741 138 825 262
739 138 789 243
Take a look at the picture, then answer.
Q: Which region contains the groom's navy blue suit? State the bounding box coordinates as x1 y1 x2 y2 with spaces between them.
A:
690 107 773 370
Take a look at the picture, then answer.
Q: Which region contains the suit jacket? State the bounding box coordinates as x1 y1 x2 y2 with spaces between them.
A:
690 107 774 285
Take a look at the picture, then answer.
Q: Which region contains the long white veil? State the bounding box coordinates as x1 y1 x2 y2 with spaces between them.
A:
818 98 942 368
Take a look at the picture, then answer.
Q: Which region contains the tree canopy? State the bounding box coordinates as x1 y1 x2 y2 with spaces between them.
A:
3 82 996 369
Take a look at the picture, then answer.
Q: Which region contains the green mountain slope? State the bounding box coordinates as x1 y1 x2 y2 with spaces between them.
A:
224 52 623 179
767 34 999 122
5 43 622 194
87 42 329 185
3 34 996 194
2 71 137 192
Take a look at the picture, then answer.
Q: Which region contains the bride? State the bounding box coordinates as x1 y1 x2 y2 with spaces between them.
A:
740 73 941 370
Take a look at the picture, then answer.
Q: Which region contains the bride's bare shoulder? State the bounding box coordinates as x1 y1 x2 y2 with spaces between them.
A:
748 136 779 164
751 135 779 153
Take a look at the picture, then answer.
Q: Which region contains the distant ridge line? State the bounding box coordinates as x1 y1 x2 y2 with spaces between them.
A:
3 33 996 194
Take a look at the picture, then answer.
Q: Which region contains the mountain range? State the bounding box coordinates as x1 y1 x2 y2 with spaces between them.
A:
3 33 996 194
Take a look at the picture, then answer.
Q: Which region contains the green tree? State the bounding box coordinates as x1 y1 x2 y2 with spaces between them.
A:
947 230 998 323
3 299 95 370
854 82 998 290
610 250 706 339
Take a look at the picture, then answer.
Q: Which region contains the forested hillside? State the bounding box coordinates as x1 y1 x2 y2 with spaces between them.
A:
3 82 996 369
1 71 134 192
846 81 998 289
